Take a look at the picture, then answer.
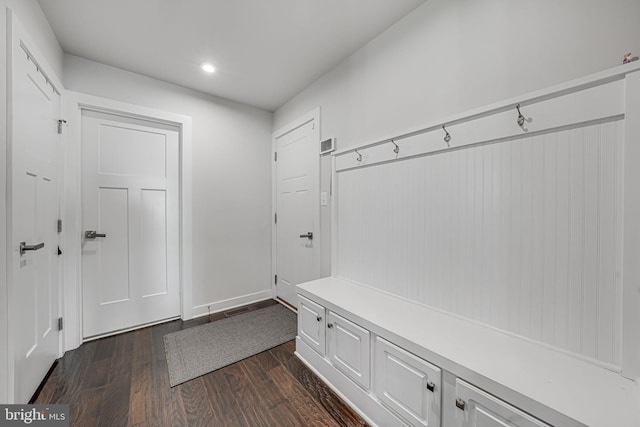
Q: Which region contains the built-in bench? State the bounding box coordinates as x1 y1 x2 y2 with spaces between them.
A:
295 276 640 427
294 63 640 427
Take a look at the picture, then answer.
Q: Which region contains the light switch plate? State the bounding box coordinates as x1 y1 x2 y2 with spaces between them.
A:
320 192 328 206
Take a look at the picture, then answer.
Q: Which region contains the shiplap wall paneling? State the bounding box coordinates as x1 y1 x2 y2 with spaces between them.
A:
336 120 623 368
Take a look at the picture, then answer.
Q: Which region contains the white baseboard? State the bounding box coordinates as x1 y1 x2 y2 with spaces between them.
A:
191 289 274 319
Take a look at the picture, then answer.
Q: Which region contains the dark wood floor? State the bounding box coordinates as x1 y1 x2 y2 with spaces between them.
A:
34 300 368 427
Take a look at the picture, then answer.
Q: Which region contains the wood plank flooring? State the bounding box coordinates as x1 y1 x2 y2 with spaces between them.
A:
34 300 369 427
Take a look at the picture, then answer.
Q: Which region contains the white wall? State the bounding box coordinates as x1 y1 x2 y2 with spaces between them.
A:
273 0 640 277
1 0 64 403
64 55 274 318
1 3 8 405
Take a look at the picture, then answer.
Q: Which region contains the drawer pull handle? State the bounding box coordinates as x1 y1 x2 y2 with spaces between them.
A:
327 323 334 329
455 398 466 411
426 382 435 392
316 316 322 322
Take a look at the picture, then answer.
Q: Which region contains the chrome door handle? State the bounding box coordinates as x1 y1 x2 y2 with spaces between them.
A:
20 242 44 256
299 232 313 240
85 230 107 239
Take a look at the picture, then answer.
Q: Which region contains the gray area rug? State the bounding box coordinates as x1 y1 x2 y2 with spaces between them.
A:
163 304 297 387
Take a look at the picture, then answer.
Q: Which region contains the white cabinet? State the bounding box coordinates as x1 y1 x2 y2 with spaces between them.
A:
298 295 326 355
327 311 371 389
374 337 441 427
454 380 550 427
295 279 607 427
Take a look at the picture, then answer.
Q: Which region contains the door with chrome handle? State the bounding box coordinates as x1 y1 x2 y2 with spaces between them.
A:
85 230 107 239
20 242 44 256
299 232 313 240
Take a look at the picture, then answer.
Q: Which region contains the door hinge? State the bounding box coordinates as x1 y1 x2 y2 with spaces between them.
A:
274 152 277 162
274 213 277 224
57 317 63 331
57 219 62 233
274 275 278 285
57 119 67 134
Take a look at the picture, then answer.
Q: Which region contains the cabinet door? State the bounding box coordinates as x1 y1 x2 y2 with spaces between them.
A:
298 295 326 355
374 337 441 427
454 380 550 427
327 311 371 389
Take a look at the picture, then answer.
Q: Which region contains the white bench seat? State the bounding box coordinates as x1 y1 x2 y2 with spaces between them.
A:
297 276 640 427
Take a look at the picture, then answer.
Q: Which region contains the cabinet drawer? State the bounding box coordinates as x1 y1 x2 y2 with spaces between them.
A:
454 379 550 427
298 295 326 355
327 311 371 389
374 337 441 427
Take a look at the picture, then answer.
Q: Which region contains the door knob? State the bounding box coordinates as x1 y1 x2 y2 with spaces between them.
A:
20 242 44 256
299 232 313 240
85 230 107 239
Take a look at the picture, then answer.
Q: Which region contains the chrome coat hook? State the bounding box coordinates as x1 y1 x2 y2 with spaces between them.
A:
442 125 451 147
355 149 362 162
391 139 399 154
516 104 525 127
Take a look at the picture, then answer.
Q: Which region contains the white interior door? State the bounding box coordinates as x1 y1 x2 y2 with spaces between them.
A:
274 114 320 307
10 37 61 402
81 110 180 338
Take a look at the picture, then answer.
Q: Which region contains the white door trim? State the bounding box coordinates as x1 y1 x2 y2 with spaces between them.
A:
271 108 321 302
63 92 193 351
4 9 65 403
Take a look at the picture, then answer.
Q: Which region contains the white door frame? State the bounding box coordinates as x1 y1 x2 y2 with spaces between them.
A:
63 92 193 351
4 9 65 403
271 108 321 302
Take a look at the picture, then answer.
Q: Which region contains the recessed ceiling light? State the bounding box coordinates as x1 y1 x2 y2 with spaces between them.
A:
201 63 216 73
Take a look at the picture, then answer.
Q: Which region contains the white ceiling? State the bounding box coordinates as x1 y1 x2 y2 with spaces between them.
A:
38 0 427 111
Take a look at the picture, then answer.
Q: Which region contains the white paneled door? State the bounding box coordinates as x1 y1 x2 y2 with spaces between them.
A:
81 111 180 338
274 113 320 307
11 35 62 403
